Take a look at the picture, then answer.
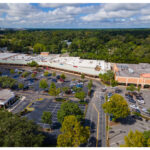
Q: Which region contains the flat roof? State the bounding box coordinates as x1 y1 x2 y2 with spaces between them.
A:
116 63 150 78
0 52 111 76
0 89 15 105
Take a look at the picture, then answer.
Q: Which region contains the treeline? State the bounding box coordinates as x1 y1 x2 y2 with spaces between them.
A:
0 29 150 63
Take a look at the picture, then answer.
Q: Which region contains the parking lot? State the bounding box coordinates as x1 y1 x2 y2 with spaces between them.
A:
106 86 150 147
0 65 88 135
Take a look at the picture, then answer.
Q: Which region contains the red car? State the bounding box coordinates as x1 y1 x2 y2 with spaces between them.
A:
59 78 64 82
73 66 78 68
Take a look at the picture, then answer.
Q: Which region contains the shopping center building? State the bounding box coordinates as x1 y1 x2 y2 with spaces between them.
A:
113 63 150 88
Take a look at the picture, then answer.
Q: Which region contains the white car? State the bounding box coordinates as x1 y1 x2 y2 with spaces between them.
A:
141 108 149 114
137 99 145 104
130 105 139 110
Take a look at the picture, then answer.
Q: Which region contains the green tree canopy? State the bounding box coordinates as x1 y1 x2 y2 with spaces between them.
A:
121 130 150 147
10 69 15 74
18 83 24 89
87 80 93 91
57 115 90 147
102 94 130 121
33 43 46 54
126 84 136 92
0 109 44 147
39 79 48 90
41 111 52 128
0 76 17 89
27 61 38 67
22 71 29 78
75 91 86 101
44 71 49 77
52 72 56 77
99 70 114 85
60 74 66 80
31 73 36 78
49 82 60 98
57 101 83 124
81 74 85 80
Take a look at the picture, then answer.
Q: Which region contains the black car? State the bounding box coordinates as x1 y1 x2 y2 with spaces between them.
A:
56 75 60 79
125 94 133 99
23 85 29 90
129 99 136 104
115 89 122 93
136 96 144 100
132 115 143 121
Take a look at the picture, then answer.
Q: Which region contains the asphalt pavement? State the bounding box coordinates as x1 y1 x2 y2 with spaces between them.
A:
85 83 106 147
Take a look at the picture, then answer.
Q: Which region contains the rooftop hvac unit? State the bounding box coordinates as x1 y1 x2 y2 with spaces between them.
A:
128 68 134 73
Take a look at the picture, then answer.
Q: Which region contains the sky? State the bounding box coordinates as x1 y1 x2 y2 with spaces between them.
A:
0 3 150 28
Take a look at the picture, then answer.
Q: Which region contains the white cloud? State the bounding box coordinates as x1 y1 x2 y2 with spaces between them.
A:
1 3 150 28
81 3 150 22
39 3 80 8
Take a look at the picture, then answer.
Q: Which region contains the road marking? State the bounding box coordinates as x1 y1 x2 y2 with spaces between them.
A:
92 103 99 147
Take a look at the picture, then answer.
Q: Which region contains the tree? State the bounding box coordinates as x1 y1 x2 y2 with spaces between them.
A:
0 109 44 146
39 79 48 90
57 115 90 147
27 61 38 67
33 43 45 54
52 72 56 77
81 73 85 80
126 84 136 92
57 101 83 124
10 69 15 74
41 111 52 131
121 130 146 147
31 73 36 78
18 83 24 89
137 85 141 93
22 72 29 78
62 86 69 93
75 91 86 101
49 82 60 99
44 71 49 77
0 76 17 89
99 70 114 85
102 94 130 121
60 73 66 80
87 80 93 91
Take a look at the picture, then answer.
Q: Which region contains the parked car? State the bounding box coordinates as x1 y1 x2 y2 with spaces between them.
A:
102 88 107 92
129 99 136 104
132 115 143 121
137 99 145 104
141 108 149 114
59 78 64 82
136 96 144 100
125 94 133 99
100 96 104 100
107 93 113 98
130 104 139 110
56 75 60 79
52 79 57 82
115 88 122 93
76 84 83 88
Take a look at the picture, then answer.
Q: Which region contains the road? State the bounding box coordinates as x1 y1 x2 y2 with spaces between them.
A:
85 83 106 147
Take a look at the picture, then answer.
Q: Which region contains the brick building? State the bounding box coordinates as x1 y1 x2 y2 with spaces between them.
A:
113 63 150 88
